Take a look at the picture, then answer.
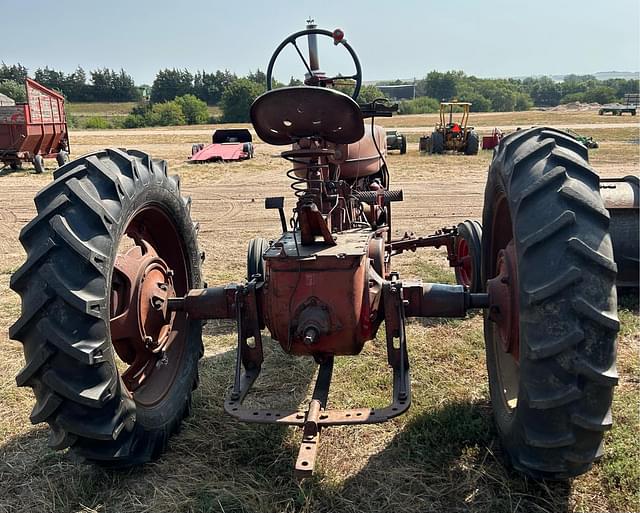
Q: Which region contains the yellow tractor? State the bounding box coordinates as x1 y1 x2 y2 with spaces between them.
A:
419 101 479 155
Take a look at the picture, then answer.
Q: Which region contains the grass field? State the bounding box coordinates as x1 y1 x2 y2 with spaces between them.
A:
0 110 638 513
67 102 222 122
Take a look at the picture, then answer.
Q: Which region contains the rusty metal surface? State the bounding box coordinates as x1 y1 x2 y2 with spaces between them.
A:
170 286 237 319
264 229 371 259
0 79 68 163
486 241 520 362
250 87 364 145
108 205 191 406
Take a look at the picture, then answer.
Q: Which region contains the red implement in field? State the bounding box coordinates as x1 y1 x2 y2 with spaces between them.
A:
189 128 254 162
0 79 70 172
481 128 503 150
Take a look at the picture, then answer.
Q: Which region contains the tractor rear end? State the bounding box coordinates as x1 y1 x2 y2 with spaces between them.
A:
7 23 628 483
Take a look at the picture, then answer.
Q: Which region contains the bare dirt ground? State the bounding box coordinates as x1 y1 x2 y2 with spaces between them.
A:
0 110 638 513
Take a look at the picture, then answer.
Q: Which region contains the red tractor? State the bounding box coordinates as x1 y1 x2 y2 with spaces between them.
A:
10 25 620 481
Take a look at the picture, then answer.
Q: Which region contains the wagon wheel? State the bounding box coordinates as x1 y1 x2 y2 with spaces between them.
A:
483 127 618 479
454 220 482 293
33 154 45 174
10 149 203 465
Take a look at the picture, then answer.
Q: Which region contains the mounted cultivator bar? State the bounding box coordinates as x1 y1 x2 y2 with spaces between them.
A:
10 21 626 482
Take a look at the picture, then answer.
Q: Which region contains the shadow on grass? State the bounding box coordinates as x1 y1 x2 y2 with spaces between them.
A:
311 401 571 513
0 345 574 513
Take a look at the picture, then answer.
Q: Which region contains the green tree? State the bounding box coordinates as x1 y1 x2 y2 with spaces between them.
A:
459 92 492 112
357 84 386 103
247 69 267 86
64 67 90 101
151 69 194 103
0 63 28 82
220 78 265 122
194 70 237 104
0 80 26 102
397 96 440 114
34 66 66 93
174 94 209 124
514 92 533 111
525 76 562 107
150 101 186 126
418 71 461 101
583 85 617 104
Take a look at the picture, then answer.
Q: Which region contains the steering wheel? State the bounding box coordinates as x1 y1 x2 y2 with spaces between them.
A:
265 28 363 100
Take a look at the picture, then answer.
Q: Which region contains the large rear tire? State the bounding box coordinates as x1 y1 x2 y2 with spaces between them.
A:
430 131 444 154
10 148 203 466
399 135 407 155
465 130 480 155
482 127 618 479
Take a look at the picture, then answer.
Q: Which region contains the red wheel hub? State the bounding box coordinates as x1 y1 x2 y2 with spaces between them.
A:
456 236 473 288
110 238 177 391
486 241 520 362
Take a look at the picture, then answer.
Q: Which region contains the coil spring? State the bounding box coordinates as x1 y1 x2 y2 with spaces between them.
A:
283 153 327 199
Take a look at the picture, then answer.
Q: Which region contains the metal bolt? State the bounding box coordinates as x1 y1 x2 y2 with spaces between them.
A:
144 336 157 349
151 296 165 310
303 327 319 345
166 269 174 278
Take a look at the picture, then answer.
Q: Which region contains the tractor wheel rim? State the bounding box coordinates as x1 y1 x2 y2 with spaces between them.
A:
456 237 472 288
487 242 520 360
487 193 520 411
109 204 190 407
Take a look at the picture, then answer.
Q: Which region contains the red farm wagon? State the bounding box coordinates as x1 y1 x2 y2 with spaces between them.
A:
0 79 70 173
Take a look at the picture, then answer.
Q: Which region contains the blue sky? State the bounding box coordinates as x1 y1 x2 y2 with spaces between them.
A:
2 0 639 84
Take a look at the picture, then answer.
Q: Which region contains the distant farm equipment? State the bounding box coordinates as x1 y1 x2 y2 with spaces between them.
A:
598 93 639 116
419 102 479 155
385 130 407 154
565 128 598 149
481 128 504 150
190 128 254 162
0 79 70 173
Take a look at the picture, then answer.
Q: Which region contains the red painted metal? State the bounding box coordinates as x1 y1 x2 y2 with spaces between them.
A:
0 79 69 165
482 128 503 150
455 237 473 288
109 205 191 402
261 230 382 356
190 143 250 162
190 128 253 162
486 241 520 362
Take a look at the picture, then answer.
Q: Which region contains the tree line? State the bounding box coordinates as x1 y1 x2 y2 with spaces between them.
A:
389 71 639 114
0 63 140 102
1 62 638 124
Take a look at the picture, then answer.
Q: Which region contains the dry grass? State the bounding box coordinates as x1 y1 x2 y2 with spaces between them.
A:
0 110 638 513
67 102 222 120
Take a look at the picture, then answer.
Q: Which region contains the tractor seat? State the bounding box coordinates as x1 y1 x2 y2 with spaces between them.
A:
250 86 365 145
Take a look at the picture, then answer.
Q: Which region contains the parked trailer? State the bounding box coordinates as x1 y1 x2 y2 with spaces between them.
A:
598 93 639 116
0 79 70 173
